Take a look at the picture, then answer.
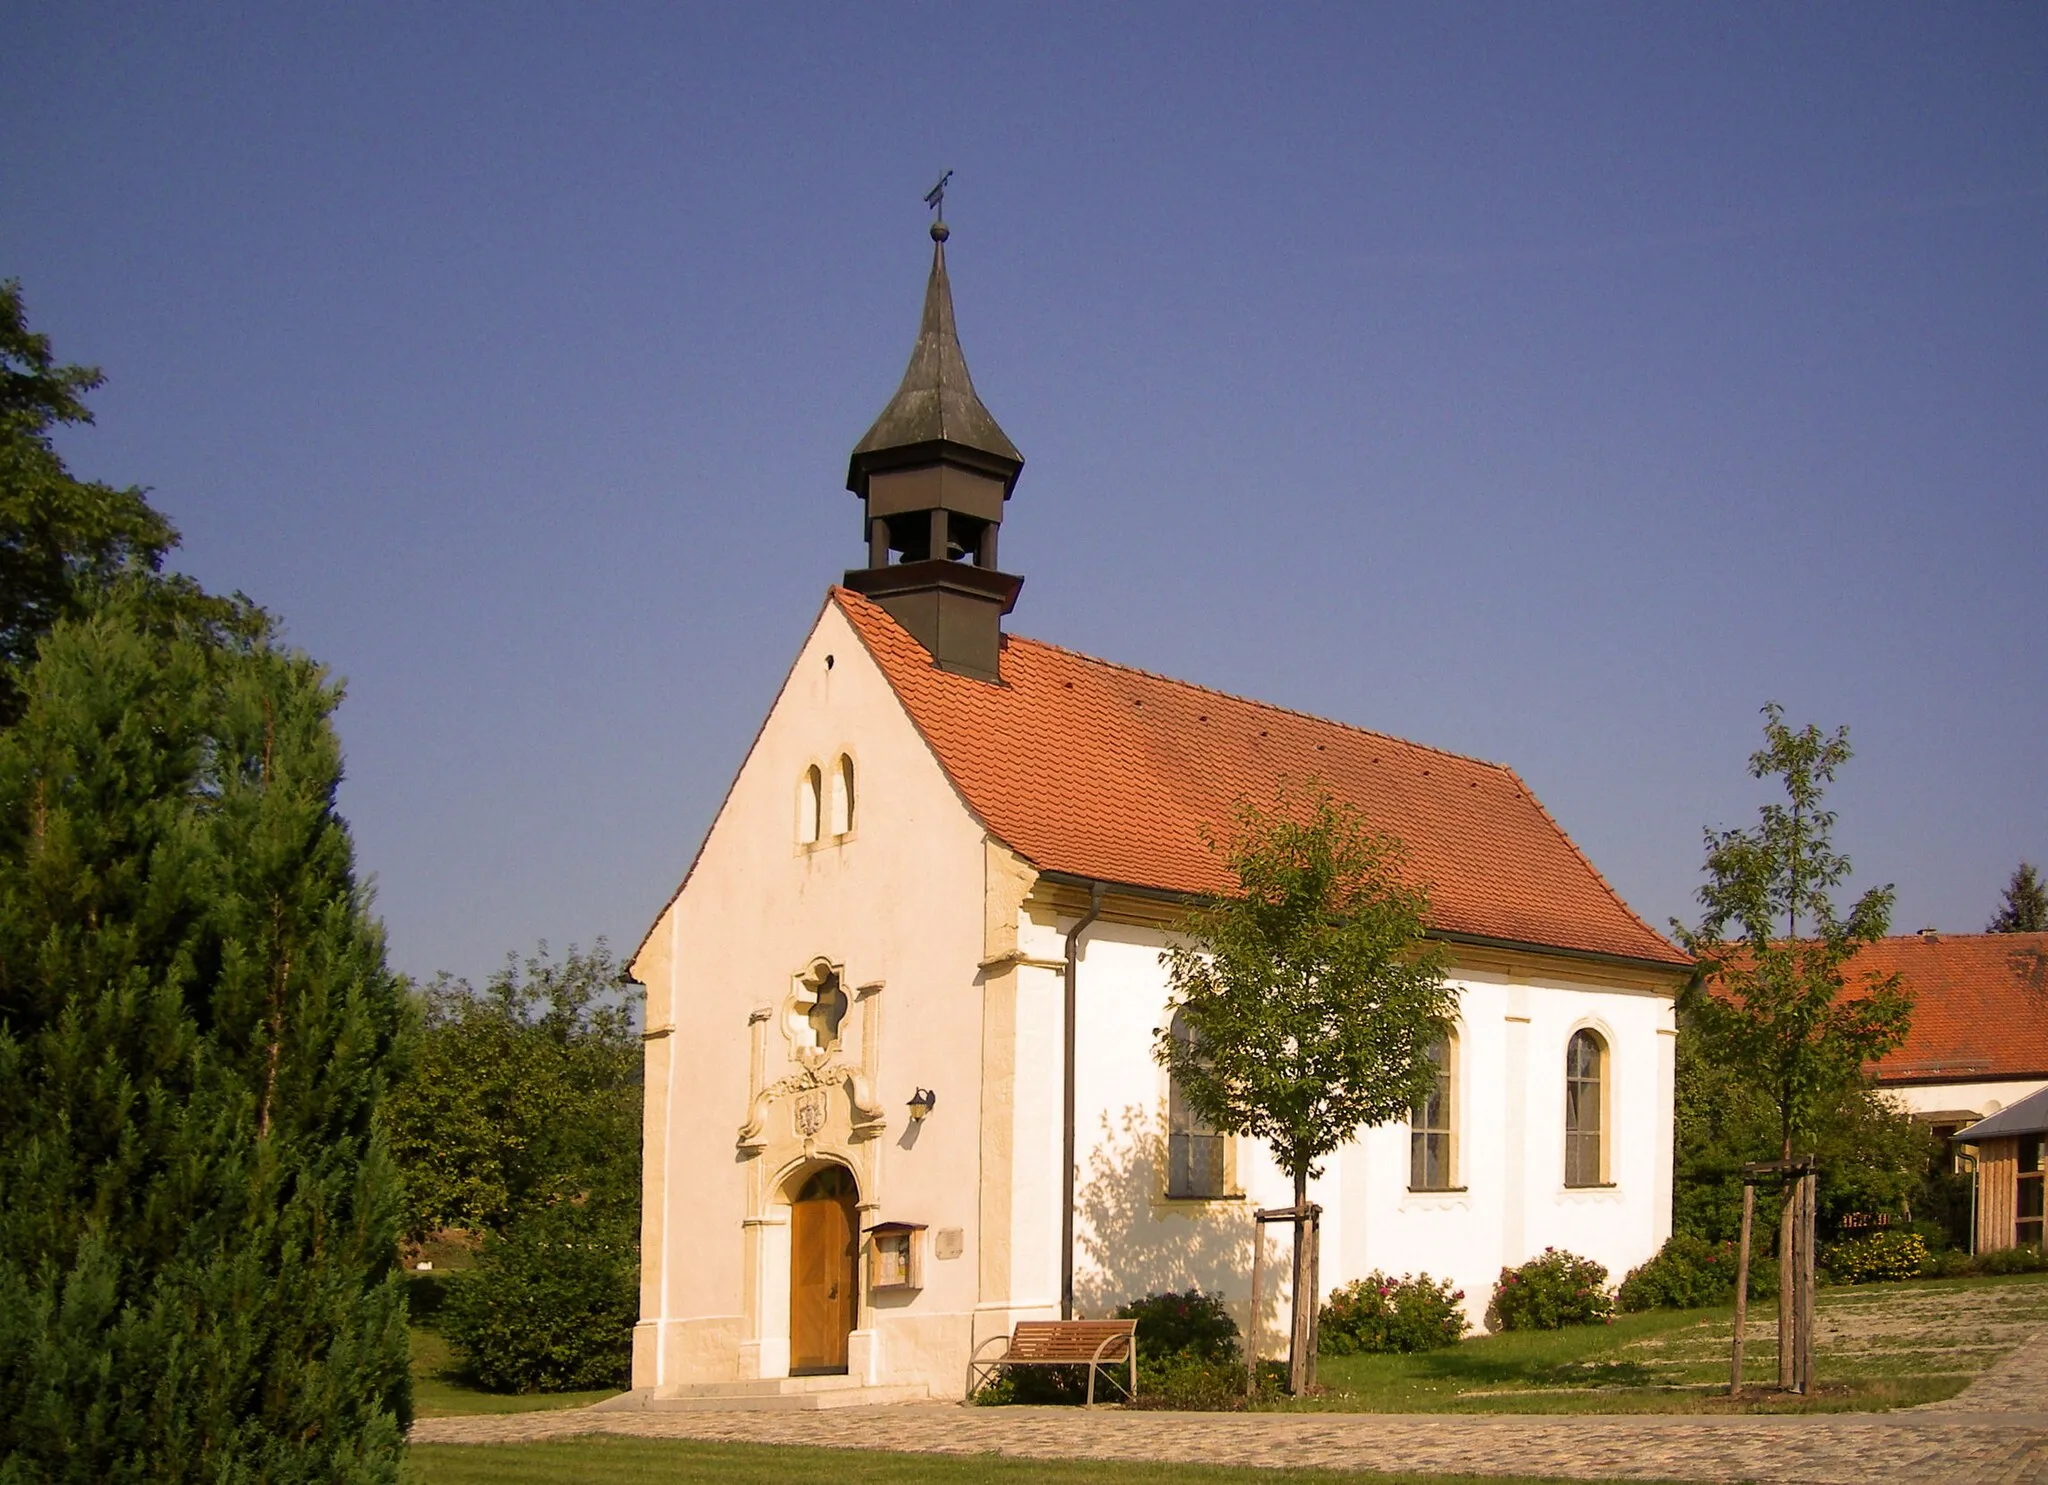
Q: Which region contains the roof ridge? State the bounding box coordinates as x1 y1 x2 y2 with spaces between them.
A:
994 626 1518 776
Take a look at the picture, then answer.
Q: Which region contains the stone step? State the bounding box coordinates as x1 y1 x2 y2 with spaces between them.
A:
595 1381 933 1412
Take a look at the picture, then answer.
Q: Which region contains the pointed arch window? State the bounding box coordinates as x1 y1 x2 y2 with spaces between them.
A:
1409 1034 1456 1191
829 755 855 837
798 765 823 845
1167 1010 1225 1199
1565 1029 1607 1187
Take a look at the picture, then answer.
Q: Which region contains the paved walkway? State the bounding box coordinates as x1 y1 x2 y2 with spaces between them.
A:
413 1333 2048 1484
1917 1325 2048 1415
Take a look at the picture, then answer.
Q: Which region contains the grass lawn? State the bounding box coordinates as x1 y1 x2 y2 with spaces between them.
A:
1296 1271 2048 1414
405 1273 619 1417
408 1326 619 1417
407 1438 1680 1485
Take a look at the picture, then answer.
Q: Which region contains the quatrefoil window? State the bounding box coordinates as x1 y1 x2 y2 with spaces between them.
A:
789 960 848 1055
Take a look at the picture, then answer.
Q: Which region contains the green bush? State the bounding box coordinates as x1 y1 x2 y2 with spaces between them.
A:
1116 1288 1242 1369
1486 1248 1613 1331
1617 1233 1778 1311
1821 1230 1928 1284
1967 1244 2048 1276
443 1204 637 1392
1116 1291 1246 1409
1126 1354 1264 1410
1320 1272 1467 1353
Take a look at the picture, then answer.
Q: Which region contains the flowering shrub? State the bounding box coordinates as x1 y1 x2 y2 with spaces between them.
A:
1115 1287 1242 1369
1319 1272 1467 1354
1822 1230 1929 1284
1486 1248 1613 1331
1617 1233 1776 1311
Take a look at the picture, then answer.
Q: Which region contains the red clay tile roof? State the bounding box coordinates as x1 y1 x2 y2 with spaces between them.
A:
835 589 1687 968
1854 934 2048 1084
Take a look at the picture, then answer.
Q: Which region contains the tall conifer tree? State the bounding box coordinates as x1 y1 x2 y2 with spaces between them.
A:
1988 862 2048 933
0 286 408 1482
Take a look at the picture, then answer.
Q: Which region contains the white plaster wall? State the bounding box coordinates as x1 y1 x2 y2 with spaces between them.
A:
633 602 996 1396
1052 916 1678 1337
1882 1079 2047 1121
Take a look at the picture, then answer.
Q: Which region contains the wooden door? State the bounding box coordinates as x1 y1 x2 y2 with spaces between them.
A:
790 1166 857 1374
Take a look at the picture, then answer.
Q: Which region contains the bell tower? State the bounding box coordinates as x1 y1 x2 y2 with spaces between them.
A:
842 215 1024 682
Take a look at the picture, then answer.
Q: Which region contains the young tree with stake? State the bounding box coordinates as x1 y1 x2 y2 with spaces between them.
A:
1156 783 1454 1395
1676 704 1909 1393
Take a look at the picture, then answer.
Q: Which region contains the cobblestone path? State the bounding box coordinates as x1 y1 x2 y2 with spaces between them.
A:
1916 1323 2048 1414
414 1397 2048 1483
416 1300 2048 1483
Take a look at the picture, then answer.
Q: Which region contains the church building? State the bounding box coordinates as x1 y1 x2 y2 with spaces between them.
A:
629 219 1690 1405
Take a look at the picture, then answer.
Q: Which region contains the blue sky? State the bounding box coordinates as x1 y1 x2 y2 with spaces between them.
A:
5 4 2043 985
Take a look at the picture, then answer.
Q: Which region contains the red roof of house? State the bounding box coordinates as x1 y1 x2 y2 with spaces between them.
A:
1854 934 2048 1084
835 589 1686 968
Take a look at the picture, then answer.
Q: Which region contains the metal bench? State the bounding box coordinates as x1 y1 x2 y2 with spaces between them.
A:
966 1318 1138 1405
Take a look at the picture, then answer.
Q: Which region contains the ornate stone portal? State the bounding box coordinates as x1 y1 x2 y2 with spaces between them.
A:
737 959 887 1155
731 961 889 1382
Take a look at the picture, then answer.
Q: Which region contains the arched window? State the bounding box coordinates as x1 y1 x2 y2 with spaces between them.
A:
1409 1034 1456 1191
1167 1010 1225 1199
798 765 822 845
829 754 854 836
1565 1029 1606 1187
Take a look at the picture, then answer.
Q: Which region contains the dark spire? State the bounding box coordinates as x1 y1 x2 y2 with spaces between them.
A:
841 214 1026 684
847 224 1023 498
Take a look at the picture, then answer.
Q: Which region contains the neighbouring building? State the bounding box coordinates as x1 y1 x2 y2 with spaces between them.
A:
628 220 1689 1405
1948 1085 2048 1254
1849 929 2048 1253
1862 931 2048 1145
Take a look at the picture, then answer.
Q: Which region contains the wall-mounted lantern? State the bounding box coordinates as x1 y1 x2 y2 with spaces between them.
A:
908 1087 937 1121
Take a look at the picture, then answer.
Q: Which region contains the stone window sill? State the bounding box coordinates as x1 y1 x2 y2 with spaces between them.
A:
1155 1192 1246 1209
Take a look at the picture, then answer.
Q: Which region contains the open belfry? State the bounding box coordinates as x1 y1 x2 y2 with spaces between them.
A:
627 203 1689 1405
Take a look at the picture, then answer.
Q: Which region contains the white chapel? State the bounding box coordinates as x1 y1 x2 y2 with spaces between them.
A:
628 219 1689 1405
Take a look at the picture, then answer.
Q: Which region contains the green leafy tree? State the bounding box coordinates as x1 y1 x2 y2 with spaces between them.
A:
1675 705 1911 1161
1672 1029 1932 1243
1676 704 1909 1392
381 944 641 1394
1988 862 2048 933
380 942 641 1241
0 590 410 1481
1156 783 1454 1393
441 1201 639 1393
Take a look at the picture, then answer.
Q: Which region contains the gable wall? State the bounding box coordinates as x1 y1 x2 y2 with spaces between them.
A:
632 603 997 1395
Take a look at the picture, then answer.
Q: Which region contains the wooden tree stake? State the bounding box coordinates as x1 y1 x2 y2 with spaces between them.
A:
1730 1181 1755 1396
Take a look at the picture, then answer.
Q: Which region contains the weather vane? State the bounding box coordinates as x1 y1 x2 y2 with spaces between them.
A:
924 169 953 237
